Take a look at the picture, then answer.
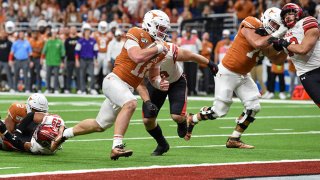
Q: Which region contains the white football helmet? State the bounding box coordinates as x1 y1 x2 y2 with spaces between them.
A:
142 10 170 41
81 23 92 32
26 93 49 113
261 7 282 34
5 21 15 34
98 21 108 33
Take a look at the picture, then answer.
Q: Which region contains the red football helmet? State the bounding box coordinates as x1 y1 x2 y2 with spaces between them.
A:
280 3 303 28
36 125 58 148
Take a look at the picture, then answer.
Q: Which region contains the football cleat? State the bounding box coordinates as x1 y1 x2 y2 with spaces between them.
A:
151 141 170 156
184 113 197 141
177 120 187 138
226 137 255 149
110 144 133 160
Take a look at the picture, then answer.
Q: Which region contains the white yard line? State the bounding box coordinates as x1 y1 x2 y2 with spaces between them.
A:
0 167 20 170
63 115 320 124
65 131 320 142
1 159 320 178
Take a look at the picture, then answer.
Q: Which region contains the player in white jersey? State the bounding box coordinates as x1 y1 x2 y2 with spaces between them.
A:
269 3 320 107
136 42 218 156
0 113 65 155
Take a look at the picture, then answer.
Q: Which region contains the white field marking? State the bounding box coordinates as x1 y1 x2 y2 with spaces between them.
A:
1 159 320 178
63 115 320 124
0 92 314 104
0 167 20 170
172 145 225 148
66 131 320 142
273 129 293 131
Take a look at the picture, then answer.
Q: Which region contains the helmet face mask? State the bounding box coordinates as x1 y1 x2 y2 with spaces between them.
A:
261 7 282 34
280 3 303 28
142 10 170 41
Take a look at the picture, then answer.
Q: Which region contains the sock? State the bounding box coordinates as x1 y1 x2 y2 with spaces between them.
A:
112 134 123 149
147 124 167 146
231 130 242 138
192 114 199 123
63 128 74 138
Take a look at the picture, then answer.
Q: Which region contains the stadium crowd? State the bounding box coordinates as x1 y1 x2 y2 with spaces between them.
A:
0 0 319 98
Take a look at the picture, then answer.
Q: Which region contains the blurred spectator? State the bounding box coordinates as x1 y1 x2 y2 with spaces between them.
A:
75 23 98 95
214 29 232 64
29 29 44 93
180 28 202 95
178 6 193 25
0 5 6 23
266 0 281 9
64 26 80 94
270 63 286 100
199 32 213 95
226 0 235 13
155 0 170 8
170 8 179 23
288 59 299 97
94 21 112 92
160 0 172 18
234 0 256 23
87 10 98 24
122 13 131 24
9 31 32 93
29 6 42 28
139 0 154 21
300 0 317 16
250 55 266 95
316 0 320 22
6 7 17 22
256 0 267 18
262 58 274 99
0 30 14 92
169 30 179 44
41 28 65 94
202 5 213 17
211 0 229 14
64 2 81 24
106 29 125 71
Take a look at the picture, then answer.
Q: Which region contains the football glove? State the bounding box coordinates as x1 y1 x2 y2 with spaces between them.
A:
207 61 219 76
268 37 291 51
255 27 269 36
143 100 159 117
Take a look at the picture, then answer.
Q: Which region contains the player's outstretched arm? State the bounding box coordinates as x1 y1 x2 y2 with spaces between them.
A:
177 48 218 76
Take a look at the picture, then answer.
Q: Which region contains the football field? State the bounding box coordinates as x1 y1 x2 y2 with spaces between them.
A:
0 94 319 178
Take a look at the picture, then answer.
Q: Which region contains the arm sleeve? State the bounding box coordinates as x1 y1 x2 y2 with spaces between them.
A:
124 39 139 50
16 112 35 132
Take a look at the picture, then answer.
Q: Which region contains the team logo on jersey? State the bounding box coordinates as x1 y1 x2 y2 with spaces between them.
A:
141 38 148 44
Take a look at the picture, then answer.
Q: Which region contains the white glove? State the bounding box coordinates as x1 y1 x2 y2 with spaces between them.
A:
271 24 288 38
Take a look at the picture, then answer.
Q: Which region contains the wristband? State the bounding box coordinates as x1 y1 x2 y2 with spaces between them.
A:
156 44 163 54
151 77 161 89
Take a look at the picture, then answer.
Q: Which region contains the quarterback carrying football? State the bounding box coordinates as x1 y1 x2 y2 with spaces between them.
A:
51 9 171 160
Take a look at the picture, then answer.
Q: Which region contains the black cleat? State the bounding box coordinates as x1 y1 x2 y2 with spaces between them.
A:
151 142 170 156
177 120 187 138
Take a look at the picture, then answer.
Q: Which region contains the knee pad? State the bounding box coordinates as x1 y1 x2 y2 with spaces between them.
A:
199 106 218 120
235 107 260 130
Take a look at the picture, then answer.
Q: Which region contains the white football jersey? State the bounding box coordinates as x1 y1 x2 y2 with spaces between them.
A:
30 115 65 155
160 42 183 83
283 16 320 76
